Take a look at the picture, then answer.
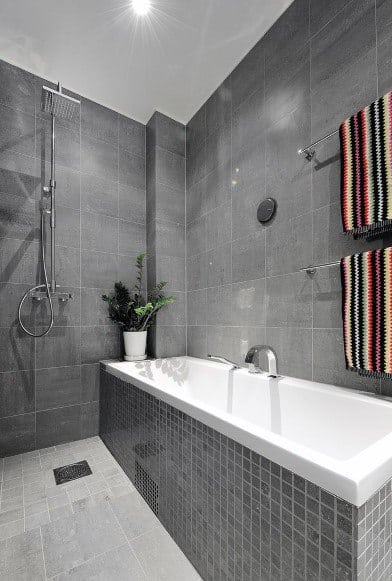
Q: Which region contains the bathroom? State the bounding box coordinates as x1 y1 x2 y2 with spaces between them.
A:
0 0 392 578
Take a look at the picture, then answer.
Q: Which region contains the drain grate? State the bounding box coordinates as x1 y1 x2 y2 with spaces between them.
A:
134 461 159 515
53 460 92 485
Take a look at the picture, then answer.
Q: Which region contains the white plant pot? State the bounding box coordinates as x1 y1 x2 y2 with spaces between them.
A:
123 330 147 361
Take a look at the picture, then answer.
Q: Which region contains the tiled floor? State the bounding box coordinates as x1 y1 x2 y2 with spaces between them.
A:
0 436 201 580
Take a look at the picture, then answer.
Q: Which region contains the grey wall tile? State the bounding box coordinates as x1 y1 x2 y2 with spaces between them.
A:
266 213 313 277
37 119 80 170
0 326 35 372
155 147 185 192
0 238 38 284
118 219 145 255
377 0 392 94
266 273 312 328
119 115 145 158
36 365 81 411
81 134 118 182
205 124 231 176
81 174 118 217
118 183 146 224
310 0 352 38
0 59 146 455
0 283 33 328
206 243 232 287
151 326 186 358
206 326 235 362
0 412 35 456
265 327 313 380
55 245 80 287
117 253 147 290
0 104 35 158
81 363 100 402
154 255 185 292
156 291 186 326
35 326 81 369
313 328 379 391
187 253 206 291
55 206 80 249
81 287 112 327
232 232 265 283
80 401 99 438
206 203 231 251
119 149 145 189
154 184 184 225
205 78 232 138
81 98 118 144
187 289 206 326
313 268 342 329
81 211 118 253
81 325 121 364
36 162 80 210
35 286 81 327
231 278 266 327
206 285 233 326
36 404 81 448
155 220 185 258
186 105 206 158
231 39 264 112
148 112 185 157
187 215 207 257
81 250 117 289
0 60 35 115
0 370 34 418
187 325 207 358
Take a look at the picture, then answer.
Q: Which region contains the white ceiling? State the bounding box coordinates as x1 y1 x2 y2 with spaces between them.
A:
0 0 293 124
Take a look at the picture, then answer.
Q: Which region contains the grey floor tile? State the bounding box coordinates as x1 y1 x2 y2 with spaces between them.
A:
0 528 46 580
42 500 127 577
110 490 160 540
54 543 146 580
131 526 202 581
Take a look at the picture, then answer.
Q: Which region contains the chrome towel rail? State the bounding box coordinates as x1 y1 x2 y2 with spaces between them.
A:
300 260 341 275
298 128 340 161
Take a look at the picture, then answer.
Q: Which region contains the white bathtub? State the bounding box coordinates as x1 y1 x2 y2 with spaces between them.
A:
104 356 392 506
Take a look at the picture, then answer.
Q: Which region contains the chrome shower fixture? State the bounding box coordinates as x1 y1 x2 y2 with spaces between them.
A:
18 82 80 338
41 84 80 120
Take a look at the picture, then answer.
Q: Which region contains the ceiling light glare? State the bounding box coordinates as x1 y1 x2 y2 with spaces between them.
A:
131 0 152 16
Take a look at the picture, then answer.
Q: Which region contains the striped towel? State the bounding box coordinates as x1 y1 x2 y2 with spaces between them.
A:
340 91 392 239
341 247 392 379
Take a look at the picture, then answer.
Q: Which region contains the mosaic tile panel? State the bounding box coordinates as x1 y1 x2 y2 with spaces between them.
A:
100 367 392 581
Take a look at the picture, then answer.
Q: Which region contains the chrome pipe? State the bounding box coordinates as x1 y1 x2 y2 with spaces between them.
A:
50 108 56 292
298 128 340 161
300 260 341 275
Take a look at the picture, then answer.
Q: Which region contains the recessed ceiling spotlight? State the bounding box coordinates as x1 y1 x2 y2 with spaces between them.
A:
131 0 152 16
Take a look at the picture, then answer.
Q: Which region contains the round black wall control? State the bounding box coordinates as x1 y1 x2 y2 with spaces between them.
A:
257 198 277 223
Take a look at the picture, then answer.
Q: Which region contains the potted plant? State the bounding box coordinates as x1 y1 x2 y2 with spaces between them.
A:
102 254 175 361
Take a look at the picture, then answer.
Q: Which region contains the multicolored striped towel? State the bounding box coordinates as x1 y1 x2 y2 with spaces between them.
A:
341 247 392 379
340 91 392 239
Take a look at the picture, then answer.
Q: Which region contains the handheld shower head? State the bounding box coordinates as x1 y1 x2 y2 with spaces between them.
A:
41 84 80 120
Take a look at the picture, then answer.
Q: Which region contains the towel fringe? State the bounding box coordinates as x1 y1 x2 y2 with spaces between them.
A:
345 219 392 240
347 366 392 380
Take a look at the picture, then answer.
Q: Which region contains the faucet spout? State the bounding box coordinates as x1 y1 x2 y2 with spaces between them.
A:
207 354 240 370
245 345 279 377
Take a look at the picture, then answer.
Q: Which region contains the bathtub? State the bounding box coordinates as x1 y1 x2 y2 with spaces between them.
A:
104 355 392 506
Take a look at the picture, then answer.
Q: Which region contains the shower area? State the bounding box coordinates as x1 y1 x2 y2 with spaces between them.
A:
0 59 147 455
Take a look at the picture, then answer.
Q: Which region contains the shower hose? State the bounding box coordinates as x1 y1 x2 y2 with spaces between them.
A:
18 210 54 337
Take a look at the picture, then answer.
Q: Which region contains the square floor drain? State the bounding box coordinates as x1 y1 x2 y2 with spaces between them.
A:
53 460 92 485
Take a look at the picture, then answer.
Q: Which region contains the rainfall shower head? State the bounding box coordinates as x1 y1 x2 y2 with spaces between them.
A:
41 84 80 120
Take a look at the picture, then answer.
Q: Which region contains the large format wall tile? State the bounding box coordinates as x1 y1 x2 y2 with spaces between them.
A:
0 58 147 455
185 0 386 392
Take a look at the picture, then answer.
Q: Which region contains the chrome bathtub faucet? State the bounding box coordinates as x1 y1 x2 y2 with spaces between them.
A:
245 345 279 378
207 354 240 370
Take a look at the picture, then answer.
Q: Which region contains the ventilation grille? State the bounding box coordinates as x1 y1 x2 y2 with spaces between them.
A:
53 460 92 485
135 461 159 515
